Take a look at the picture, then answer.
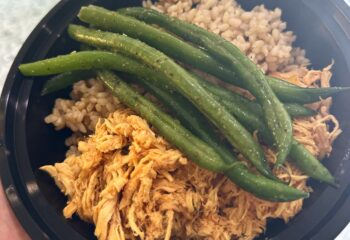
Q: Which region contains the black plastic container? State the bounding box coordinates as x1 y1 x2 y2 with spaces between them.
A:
1 0 350 239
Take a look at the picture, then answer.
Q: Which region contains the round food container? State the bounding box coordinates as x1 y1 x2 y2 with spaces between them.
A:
1 0 350 239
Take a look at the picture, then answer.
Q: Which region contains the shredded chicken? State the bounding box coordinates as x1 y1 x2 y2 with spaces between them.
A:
41 63 340 240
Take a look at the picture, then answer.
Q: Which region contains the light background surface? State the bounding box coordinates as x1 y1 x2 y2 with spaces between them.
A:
0 0 349 239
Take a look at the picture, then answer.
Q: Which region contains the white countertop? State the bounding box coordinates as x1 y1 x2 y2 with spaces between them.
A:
0 1 349 239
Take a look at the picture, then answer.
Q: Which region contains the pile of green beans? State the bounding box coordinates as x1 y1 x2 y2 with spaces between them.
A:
120 73 235 164
21 55 309 200
20 50 275 180
18 5 344 201
75 5 350 105
66 25 277 180
78 5 347 168
99 70 232 172
98 70 308 201
119 6 294 167
197 78 337 186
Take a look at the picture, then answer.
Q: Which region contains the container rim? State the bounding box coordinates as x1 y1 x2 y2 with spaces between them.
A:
0 1 349 240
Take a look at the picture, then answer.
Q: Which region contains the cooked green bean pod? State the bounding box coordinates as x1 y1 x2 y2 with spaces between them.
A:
123 73 235 164
197 79 316 118
41 70 94 96
284 104 317 117
99 70 230 172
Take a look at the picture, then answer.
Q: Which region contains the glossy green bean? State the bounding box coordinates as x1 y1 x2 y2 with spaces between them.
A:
123 73 235 164
198 79 317 118
267 76 350 103
41 70 94 96
98 70 230 172
284 104 317 117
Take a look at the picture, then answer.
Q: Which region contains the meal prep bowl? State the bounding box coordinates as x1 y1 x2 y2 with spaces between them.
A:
1 0 350 239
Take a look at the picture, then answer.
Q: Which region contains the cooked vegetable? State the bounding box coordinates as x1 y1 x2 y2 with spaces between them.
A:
123 73 235 164
87 6 292 166
99 70 230 172
99 70 309 201
198 78 317 118
147 71 335 186
40 69 316 117
267 76 350 103
289 141 338 187
41 67 316 118
118 7 350 104
197 75 335 184
283 103 317 117
215 94 337 186
41 70 94 96
223 163 308 201
19 51 126 76
78 5 225 83
19 49 334 185
37 65 329 186
66 26 276 179
19 50 275 179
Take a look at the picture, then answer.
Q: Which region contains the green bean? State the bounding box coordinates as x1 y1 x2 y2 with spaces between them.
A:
190 75 335 185
38 64 316 182
78 5 226 83
98 70 230 172
118 7 350 104
289 141 338 187
224 163 308 201
67 25 278 179
123 73 235 164
99 70 308 202
267 76 350 103
19 51 126 76
41 70 94 96
216 94 336 186
198 79 317 118
134 71 329 188
115 6 293 166
284 104 317 117
21 52 236 173
198 75 336 185
141 69 333 186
